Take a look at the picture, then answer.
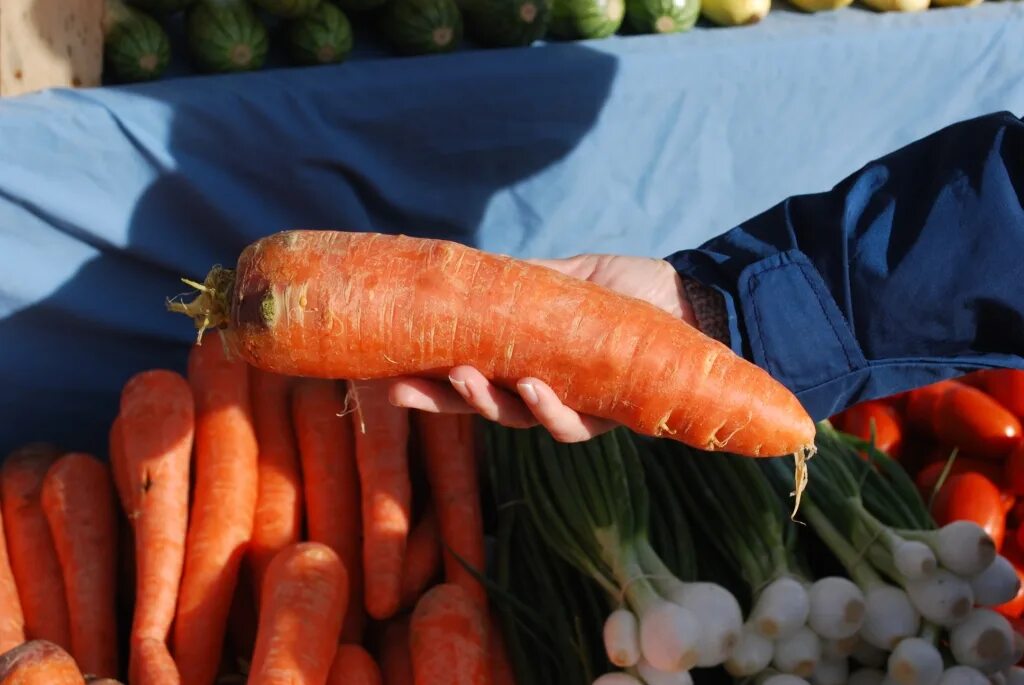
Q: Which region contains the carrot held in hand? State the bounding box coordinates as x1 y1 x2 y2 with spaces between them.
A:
119 369 194 685
350 379 412 621
292 378 364 641
328 644 382 685
40 453 119 678
248 369 303 601
418 414 487 610
173 332 259 685
0 492 24 655
1 443 71 649
168 230 815 459
248 542 349 685
410 583 489 685
0 640 84 684
400 505 441 609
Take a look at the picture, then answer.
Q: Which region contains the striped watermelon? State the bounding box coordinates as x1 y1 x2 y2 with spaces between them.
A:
548 0 623 38
380 0 463 55
626 0 699 33
462 0 551 47
286 2 354 64
103 0 171 82
186 0 269 72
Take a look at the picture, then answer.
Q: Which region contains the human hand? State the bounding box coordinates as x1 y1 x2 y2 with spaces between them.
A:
387 253 696 442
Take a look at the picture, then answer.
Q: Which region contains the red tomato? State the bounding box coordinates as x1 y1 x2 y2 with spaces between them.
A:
934 382 1022 459
843 401 904 459
915 457 1004 501
976 369 1024 419
905 381 958 434
1000 537 1024 620
1005 492 1018 515
931 472 1007 550
1007 442 1024 496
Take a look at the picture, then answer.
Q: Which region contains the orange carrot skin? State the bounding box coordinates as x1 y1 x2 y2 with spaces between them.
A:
214 230 814 458
351 380 412 621
399 506 441 610
379 619 413 685
292 379 364 641
418 414 487 610
173 335 259 685
130 637 179 685
410 583 489 685
1 444 71 649
248 542 349 685
328 644 382 685
119 369 193 684
40 453 119 678
0 493 24 655
0 640 85 684
248 369 303 601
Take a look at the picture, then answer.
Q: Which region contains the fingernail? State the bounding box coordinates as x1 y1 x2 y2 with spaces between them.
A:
518 382 539 405
449 376 470 398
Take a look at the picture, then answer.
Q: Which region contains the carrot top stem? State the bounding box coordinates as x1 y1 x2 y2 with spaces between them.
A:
167 267 235 343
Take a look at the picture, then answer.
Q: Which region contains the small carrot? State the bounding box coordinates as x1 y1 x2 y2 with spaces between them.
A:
328 644 382 685
379 618 413 685
119 369 194 685
417 414 487 609
0 492 24 655
488 615 516 685
131 638 179 685
40 453 119 678
173 334 259 685
169 230 816 458
350 379 412 621
410 583 489 685
399 506 441 610
292 378 364 641
0 640 84 684
1 443 71 649
248 369 303 601
247 542 349 685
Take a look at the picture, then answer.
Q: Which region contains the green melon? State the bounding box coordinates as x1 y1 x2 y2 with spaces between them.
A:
251 0 322 18
548 0 623 39
103 0 172 82
462 0 551 47
285 3 354 64
128 0 195 14
626 0 698 33
380 0 463 55
186 0 269 72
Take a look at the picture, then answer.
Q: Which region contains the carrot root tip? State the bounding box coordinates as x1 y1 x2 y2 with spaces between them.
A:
166 266 236 344
788 446 815 522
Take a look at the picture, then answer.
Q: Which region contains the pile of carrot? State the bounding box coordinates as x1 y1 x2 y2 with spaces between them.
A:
0 331 513 685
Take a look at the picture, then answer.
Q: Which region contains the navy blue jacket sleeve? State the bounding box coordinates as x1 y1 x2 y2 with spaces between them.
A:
667 110 1024 421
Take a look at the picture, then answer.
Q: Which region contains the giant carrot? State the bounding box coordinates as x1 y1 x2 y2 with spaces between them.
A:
40 453 119 678
0 491 24 655
379 618 413 685
248 369 303 600
417 414 486 609
247 542 349 685
399 505 441 610
350 379 412 620
1 443 71 649
119 369 194 685
328 644 382 685
168 230 815 458
0 640 84 684
292 378 364 641
410 583 489 685
173 333 259 685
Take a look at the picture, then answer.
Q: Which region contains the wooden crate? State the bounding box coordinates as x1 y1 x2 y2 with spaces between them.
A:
0 0 104 98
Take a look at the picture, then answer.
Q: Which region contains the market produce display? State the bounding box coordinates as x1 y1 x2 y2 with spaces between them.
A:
98 0 1005 83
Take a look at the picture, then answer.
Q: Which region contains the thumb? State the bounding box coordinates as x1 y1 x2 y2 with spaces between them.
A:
523 255 597 280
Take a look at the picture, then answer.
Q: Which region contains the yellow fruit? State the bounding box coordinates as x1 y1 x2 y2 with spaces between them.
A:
700 0 769 25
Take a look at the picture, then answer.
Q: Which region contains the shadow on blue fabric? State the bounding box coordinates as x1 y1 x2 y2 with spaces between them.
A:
0 42 618 456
